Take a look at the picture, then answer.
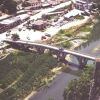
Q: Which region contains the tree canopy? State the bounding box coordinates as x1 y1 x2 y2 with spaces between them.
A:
63 66 94 100
0 0 17 14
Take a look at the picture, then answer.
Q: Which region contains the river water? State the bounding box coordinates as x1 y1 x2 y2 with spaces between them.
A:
69 20 100 66
77 19 100 58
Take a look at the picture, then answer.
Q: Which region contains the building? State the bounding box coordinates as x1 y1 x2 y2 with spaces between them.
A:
42 3 52 8
31 20 48 30
73 0 96 11
73 0 87 10
48 0 66 6
0 14 30 34
0 17 21 34
22 0 42 9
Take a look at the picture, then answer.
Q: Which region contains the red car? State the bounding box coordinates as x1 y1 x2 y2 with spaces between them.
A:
41 36 46 40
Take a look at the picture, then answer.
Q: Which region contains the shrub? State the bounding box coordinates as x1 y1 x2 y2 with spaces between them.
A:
11 34 20 41
0 52 58 100
61 41 72 48
63 66 94 100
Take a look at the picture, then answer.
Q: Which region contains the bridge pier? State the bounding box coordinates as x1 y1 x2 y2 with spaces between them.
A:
48 49 53 55
17 44 30 52
49 50 58 56
56 52 67 62
76 57 88 69
10 43 20 49
36 47 45 54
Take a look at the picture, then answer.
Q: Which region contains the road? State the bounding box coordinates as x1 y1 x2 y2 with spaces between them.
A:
28 72 77 100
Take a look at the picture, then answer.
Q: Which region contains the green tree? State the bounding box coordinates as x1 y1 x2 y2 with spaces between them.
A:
0 0 17 14
63 66 94 100
11 33 20 41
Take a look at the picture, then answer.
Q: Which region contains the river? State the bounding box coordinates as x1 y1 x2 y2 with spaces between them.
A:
70 19 100 66
28 72 77 100
77 19 100 58
28 19 100 100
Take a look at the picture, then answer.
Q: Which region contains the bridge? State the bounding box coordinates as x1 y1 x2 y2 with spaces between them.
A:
3 39 95 69
2 39 100 100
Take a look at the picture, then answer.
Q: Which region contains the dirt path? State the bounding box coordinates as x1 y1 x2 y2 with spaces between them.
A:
28 72 77 100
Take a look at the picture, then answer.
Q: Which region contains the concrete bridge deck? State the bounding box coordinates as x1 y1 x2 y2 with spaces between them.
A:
3 39 96 68
3 39 95 60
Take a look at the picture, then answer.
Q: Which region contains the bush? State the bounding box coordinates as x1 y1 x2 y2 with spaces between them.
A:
63 66 94 100
0 52 58 100
1 0 17 14
11 34 20 41
61 41 72 48
75 15 84 20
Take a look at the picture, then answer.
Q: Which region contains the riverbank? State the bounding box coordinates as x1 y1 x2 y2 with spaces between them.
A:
44 16 94 50
0 52 61 100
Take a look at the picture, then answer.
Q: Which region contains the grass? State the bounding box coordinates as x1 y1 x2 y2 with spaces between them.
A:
47 21 94 49
47 27 78 45
0 51 58 100
58 27 77 37
58 41 73 48
75 15 84 20
78 23 93 32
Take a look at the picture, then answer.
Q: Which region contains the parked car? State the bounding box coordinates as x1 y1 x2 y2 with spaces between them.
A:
6 33 10 37
41 36 46 40
45 33 51 37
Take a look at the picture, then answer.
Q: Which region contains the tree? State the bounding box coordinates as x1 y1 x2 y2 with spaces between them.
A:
63 66 94 100
92 0 100 10
0 0 17 14
0 0 4 4
11 33 20 41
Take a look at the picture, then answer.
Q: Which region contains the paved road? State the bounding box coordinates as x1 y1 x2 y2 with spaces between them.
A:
28 72 77 100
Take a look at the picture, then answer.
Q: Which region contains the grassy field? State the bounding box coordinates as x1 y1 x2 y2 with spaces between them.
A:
46 22 94 49
0 51 59 100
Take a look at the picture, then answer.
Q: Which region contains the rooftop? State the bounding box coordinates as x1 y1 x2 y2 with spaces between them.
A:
22 0 42 4
64 9 83 18
32 20 47 25
0 17 20 25
73 0 87 4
